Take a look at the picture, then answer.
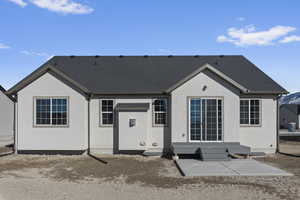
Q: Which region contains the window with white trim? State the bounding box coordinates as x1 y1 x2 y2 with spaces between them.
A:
240 99 260 125
35 97 68 126
153 99 167 126
100 99 114 126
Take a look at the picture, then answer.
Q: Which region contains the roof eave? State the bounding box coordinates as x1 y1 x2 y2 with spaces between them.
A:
7 63 91 96
243 90 289 95
0 85 15 102
7 64 50 94
91 91 168 95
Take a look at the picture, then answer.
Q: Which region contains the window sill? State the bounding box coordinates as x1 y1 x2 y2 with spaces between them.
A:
99 124 114 128
33 125 69 128
153 124 168 128
240 124 262 128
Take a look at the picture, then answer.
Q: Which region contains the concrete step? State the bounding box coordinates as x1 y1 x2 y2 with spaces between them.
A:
200 153 230 160
172 142 251 157
200 147 227 154
200 146 230 161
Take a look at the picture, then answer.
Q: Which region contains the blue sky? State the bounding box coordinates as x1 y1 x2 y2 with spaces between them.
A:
1 0 300 93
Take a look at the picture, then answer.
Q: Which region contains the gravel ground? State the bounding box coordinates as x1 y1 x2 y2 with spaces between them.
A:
0 141 299 200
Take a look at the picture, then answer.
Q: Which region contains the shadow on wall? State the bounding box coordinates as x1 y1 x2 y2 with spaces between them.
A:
112 99 172 156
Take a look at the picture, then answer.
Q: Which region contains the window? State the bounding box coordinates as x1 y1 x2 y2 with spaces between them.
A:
153 99 167 126
189 98 223 141
240 99 260 125
35 97 68 126
100 100 114 126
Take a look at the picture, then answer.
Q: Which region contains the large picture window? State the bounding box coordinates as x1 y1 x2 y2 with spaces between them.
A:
35 97 68 126
100 99 114 126
240 99 261 125
153 99 168 126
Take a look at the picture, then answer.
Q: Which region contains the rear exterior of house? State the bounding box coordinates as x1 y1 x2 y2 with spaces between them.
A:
7 56 287 156
0 86 14 146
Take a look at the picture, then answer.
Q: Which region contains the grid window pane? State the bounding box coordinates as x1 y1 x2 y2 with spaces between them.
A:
51 98 67 125
102 113 113 125
206 99 217 141
35 98 68 126
250 100 260 125
190 99 201 141
102 100 113 112
240 100 249 124
218 100 222 140
240 99 260 125
154 100 167 112
101 100 114 125
36 99 51 125
153 99 167 125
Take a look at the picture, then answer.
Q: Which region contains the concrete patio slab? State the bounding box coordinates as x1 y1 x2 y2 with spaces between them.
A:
221 160 292 176
175 159 293 177
176 159 235 176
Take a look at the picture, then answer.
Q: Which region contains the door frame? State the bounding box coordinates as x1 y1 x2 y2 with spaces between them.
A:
187 96 224 143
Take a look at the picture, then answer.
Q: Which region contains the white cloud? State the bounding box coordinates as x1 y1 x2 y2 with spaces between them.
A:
279 35 300 43
0 43 11 49
21 50 50 57
29 0 94 14
7 0 27 7
21 50 54 61
158 49 172 54
217 25 297 47
236 17 245 22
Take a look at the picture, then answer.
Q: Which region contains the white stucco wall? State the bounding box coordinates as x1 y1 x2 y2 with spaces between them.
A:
171 69 278 153
14 69 278 154
171 71 240 143
118 111 148 150
0 90 14 138
17 73 88 151
90 97 170 154
239 97 277 153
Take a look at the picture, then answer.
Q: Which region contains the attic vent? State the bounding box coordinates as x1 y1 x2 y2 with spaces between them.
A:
70 55 75 58
95 55 100 58
168 55 173 58
144 55 148 58
119 55 124 58
194 55 199 58
214 62 219 65
219 55 224 58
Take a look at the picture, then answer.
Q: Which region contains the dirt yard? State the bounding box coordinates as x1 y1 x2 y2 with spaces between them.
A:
0 140 299 200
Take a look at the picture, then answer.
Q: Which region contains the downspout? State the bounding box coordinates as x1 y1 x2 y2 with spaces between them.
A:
13 95 17 154
87 94 91 155
276 95 282 153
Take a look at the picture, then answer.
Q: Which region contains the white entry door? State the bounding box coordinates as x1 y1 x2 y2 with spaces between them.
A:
189 98 223 142
118 111 148 150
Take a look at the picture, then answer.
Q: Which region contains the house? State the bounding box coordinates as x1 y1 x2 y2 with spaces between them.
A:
0 85 14 147
280 104 300 130
7 55 288 157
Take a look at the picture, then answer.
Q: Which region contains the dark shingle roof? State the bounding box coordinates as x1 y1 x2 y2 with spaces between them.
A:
9 55 288 95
